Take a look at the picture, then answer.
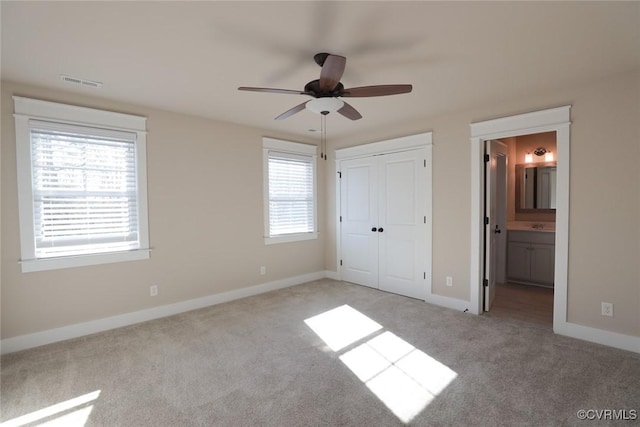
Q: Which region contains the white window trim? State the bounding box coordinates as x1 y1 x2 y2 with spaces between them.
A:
262 137 318 245
13 96 150 272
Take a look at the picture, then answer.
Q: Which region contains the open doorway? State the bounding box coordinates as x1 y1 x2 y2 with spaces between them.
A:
484 133 556 328
469 106 571 334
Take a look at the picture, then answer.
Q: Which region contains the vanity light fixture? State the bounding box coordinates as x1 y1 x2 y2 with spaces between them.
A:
526 147 552 163
533 147 548 156
525 153 533 163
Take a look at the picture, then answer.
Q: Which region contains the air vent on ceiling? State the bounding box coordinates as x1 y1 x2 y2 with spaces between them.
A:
61 75 103 88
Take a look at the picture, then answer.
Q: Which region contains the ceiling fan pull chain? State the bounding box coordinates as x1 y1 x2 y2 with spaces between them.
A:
320 113 325 160
321 113 328 161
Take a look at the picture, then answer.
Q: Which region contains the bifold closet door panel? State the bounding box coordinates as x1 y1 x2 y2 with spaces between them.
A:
340 156 379 289
377 149 428 300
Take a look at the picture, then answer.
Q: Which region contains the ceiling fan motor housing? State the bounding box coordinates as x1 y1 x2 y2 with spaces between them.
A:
304 80 345 97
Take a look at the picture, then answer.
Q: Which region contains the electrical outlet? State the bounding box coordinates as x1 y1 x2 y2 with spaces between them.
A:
260 266 266 275
150 285 158 297
446 276 453 287
601 302 613 317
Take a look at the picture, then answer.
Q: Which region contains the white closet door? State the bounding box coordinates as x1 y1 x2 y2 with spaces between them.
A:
340 156 379 289
340 148 427 300
378 149 427 299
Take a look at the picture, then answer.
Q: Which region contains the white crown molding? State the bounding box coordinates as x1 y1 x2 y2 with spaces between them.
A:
335 132 432 160
262 137 317 155
470 106 570 138
13 96 146 132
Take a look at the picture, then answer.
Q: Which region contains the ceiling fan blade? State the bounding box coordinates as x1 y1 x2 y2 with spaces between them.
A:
238 87 312 96
275 102 307 120
337 101 362 121
319 54 346 91
340 84 413 97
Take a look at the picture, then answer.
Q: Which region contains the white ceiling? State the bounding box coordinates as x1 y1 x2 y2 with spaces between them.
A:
2 1 639 139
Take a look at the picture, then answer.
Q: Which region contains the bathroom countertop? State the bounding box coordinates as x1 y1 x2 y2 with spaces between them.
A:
507 222 556 233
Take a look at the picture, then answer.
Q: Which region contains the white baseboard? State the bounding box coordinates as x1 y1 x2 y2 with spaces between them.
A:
324 270 340 281
425 293 471 312
4 271 637 355
0 271 327 355
424 292 639 354
555 321 640 354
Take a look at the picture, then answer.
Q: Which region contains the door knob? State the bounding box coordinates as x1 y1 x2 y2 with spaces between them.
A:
378 227 384 232
494 225 501 234
371 227 377 232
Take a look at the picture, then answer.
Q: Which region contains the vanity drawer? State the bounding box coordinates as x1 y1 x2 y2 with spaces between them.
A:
508 230 555 245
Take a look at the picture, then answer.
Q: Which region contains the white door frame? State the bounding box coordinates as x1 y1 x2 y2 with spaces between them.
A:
335 132 433 299
469 106 571 333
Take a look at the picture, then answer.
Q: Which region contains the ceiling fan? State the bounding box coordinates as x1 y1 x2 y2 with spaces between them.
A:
238 52 413 121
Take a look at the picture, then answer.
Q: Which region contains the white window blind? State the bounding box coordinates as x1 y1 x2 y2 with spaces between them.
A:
29 120 140 258
268 152 314 236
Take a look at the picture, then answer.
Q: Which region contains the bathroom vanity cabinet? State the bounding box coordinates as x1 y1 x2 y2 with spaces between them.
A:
507 230 555 287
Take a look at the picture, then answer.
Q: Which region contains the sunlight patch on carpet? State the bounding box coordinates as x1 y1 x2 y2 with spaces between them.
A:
305 306 457 424
0 390 100 427
341 332 457 423
304 304 382 351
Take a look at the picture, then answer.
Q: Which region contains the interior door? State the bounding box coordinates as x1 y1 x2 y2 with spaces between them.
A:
340 156 379 289
484 140 508 311
378 149 427 299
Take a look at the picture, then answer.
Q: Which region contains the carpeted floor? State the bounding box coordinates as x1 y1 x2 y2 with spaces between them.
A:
1 279 639 426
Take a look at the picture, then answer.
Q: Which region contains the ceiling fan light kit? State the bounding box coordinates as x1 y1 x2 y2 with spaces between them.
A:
306 97 344 114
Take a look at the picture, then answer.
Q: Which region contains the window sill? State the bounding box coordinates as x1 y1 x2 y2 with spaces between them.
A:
264 232 318 245
20 249 151 273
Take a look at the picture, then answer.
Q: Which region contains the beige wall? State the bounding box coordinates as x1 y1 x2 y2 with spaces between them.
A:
1 81 324 339
2 71 639 342
325 70 640 337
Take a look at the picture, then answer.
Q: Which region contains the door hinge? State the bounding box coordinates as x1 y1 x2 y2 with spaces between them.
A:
424 216 426 224
484 154 490 162
337 171 342 178
340 216 342 223
424 159 426 167
340 259 343 266
424 272 426 280
483 279 489 288
484 216 489 225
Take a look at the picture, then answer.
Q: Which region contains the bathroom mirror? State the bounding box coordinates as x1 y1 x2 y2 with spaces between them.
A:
515 163 557 213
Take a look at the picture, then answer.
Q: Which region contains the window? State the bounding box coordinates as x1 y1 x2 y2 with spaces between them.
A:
263 137 317 244
13 97 150 272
